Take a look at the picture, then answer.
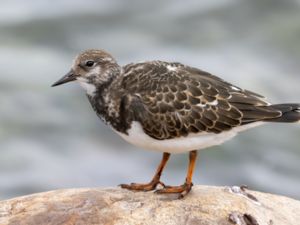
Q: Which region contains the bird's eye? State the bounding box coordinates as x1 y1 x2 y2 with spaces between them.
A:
85 60 95 67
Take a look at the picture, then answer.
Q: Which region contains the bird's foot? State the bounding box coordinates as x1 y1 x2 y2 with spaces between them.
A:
155 182 193 199
119 180 165 192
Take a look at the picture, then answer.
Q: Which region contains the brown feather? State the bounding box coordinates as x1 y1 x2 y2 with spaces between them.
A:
120 61 281 140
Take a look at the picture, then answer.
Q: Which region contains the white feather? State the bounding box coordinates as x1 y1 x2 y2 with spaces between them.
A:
77 77 96 97
167 65 177 71
231 86 240 91
209 100 218 106
115 121 264 154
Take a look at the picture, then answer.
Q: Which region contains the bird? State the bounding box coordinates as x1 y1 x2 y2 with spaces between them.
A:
52 49 300 198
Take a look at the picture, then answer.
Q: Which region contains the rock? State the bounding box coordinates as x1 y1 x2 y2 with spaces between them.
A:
0 185 299 225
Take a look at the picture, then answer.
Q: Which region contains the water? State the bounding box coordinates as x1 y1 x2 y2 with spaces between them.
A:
0 0 300 200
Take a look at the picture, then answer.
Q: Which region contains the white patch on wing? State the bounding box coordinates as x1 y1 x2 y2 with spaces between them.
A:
77 77 96 97
209 100 218 106
115 121 264 154
197 103 206 107
231 86 240 91
196 100 218 108
167 65 177 71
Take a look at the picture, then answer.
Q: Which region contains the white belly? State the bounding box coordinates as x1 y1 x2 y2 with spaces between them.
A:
115 121 264 154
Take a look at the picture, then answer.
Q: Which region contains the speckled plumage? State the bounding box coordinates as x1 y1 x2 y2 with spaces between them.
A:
52 49 300 198
53 49 300 141
88 59 295 141
117 61 282 139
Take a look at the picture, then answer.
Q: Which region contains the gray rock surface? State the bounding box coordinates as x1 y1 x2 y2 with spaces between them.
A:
0 186 299 225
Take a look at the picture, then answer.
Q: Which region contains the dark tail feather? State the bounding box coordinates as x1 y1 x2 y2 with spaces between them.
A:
265 103 300 123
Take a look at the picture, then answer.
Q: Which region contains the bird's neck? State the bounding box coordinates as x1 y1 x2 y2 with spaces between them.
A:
86 69 127 132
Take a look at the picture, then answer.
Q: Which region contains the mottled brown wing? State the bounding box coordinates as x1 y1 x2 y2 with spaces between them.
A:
120 61 281 140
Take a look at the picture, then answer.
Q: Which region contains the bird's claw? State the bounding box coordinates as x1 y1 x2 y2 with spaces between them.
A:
119 180 165 192
155 182 193 199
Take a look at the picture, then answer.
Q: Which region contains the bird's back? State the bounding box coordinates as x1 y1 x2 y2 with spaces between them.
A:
118 61 287 141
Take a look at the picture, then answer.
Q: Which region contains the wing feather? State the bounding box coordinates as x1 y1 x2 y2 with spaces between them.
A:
120 61 281 140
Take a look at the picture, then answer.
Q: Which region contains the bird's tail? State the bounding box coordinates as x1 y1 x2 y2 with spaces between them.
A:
265 103 300 123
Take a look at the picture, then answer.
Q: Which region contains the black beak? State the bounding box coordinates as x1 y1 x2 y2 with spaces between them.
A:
51 70 77 87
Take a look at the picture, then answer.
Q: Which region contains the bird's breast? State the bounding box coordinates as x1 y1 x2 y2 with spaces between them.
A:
114 121 238 154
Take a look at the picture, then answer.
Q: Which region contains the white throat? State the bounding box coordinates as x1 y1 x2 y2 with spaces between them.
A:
77 78 96 97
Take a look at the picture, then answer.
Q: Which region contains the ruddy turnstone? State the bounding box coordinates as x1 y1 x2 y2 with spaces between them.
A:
52 49 300 198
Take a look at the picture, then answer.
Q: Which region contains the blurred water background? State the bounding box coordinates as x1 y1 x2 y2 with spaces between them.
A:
0 0 300 200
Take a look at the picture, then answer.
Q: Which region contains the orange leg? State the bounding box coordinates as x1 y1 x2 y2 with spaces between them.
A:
120 152 170 191
155 150 197 198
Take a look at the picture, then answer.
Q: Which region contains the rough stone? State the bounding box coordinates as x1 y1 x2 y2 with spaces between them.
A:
0 186 299 225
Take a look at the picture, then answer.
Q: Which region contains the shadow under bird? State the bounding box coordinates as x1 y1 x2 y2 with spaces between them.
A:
52 49 300 198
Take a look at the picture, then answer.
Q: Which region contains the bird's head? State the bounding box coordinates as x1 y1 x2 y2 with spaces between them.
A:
52 49 120 95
